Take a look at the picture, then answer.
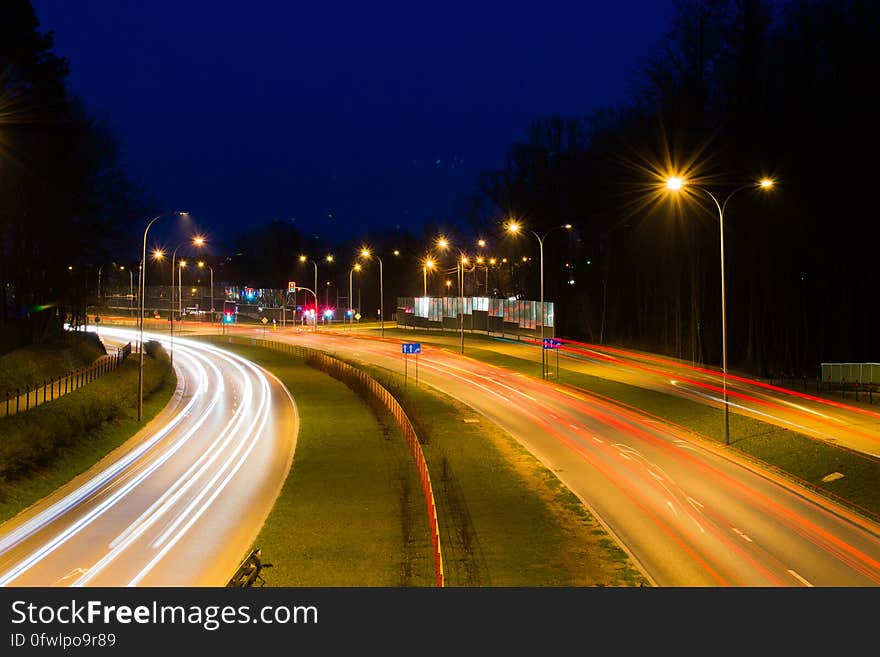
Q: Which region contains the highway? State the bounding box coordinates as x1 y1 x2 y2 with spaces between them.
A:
369 329 880 457
557 339 880 456
0 327 297 587
233 325 880 586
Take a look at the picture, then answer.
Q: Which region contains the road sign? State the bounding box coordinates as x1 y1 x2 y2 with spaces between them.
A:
288 281 296 292
261 317 269 325
402 343 422 355
542 338 562 350
354 313 361 320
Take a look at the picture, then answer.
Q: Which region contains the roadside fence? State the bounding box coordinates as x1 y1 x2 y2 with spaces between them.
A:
3 342 132 419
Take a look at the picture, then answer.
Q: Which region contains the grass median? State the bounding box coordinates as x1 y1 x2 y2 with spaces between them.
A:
200 341 435 586
339 359 647 586
0 343 174 524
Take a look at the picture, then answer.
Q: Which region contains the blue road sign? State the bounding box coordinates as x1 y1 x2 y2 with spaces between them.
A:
542 338 562 350
402 343 422 355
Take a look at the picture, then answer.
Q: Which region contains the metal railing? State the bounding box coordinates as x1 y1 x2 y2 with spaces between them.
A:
3 342 132 419
209 334 444 587
820 362 879 404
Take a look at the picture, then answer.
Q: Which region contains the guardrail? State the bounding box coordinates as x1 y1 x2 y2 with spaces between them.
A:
3 342 132 419
209 334 445 587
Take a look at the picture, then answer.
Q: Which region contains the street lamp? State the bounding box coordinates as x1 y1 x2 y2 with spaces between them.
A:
168 236 204 367
457 254 471 353
138 211 187 421
349 263 361 330
665 176 775 445
359 248 384 338
298 254 332 332
423 258 435 296
116 265 134 317
198 261 214 325
505 220 572 378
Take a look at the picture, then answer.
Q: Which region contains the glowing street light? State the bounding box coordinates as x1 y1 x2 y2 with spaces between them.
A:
137 211 188 421
198 261 214 324
359 247 385 337
423 257 435 296
665 176 775 445
298 254 330 333
666 176 684 191
349 263 362 331
504 220 572 378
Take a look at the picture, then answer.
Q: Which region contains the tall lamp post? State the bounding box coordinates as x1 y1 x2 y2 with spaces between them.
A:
118 265 133 317
434 237 469 352
169 236 204 367
665 176 775 445
299 254 333 333
359 248 384 337
198 261 214 325
505 221 572 378
457 255 472 353
349 263 361 330
138 211 187 422
423 258 435 297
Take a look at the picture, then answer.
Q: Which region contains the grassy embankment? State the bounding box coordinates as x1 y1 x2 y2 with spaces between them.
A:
0 331 105 394
375 328 880 519
0 342 174 523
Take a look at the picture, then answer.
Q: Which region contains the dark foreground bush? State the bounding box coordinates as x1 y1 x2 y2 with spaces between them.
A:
0 341 170 479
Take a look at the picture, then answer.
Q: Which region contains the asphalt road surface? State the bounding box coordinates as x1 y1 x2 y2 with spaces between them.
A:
0 327 297 587
366 329 880 457
237 324 880 586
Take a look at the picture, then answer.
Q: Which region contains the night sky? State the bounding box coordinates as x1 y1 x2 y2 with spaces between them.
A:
32 1 673 246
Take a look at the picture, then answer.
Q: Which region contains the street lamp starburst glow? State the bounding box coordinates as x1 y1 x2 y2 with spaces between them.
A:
666 176 684 191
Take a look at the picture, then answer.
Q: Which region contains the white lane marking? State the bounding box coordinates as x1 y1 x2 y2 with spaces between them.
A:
788 569 814 587
592 436 604 444
666 501 678 516
569 424 580 430
687 496 704 510
74 341 273 585
732 527 753 543
0 339 206 557
421 358 538 401
617 452 631 461
668 381 839 441
54 568 88 585
549 413 559 420
649 471 664 482
128 368 275 586
0 343 224 586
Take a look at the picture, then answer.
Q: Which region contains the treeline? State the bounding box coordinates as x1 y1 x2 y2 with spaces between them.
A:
473 0 879 376
0 1 147 349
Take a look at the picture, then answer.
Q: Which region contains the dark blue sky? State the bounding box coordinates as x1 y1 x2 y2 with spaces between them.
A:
33 0 673 245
